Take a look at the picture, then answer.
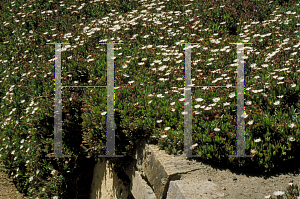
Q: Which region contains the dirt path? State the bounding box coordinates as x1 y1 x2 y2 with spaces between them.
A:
179 157 300 199
0 162 28 199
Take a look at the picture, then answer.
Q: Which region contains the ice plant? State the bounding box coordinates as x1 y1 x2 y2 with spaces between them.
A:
0 0 299 198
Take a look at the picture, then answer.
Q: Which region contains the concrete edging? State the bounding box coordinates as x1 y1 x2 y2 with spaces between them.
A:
90 138 225 199
125 139 223 199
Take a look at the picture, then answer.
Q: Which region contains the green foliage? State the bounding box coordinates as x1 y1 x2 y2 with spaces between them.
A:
0 0 300 198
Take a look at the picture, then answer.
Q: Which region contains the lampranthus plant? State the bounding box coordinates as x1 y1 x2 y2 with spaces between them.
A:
0 0 299 198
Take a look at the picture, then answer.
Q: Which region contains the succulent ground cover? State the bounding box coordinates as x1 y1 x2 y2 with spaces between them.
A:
0 0 299 198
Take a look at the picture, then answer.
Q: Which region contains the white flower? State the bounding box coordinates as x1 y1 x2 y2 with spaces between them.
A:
274 101 280 105
291 84 296 87
190 143 198 150
245 101 252 105
194 105 201 108
289 123 295 128
247 120 254 125
157 120 162 123
277 77 285 80
51 170 56 175
195 98 204 102
229 92 235 98
223 102 230 106
87 58 94 62
101 112 107 116
161 135 167 139
213 97 220 103
251 89 263 93
11 150 15 154
273 191 285 196
250 63 257 68
251 149 256 155
36 170 40 175
170 102 175 106
289 137 295 142
20 139 24 144
254 138 261 143
214 128 220 132
204 107 212 110
53 197 58 199
164 127 171 131
241 113 248 118
29 176 33 182
148 100 153 104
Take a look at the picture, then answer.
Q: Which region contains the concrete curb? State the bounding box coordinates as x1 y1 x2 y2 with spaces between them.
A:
124 159 157 199
125 139 225 199
91 138 226 199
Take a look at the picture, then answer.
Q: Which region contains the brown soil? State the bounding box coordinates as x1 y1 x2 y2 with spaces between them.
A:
0 162 28 199
180 156 300 199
